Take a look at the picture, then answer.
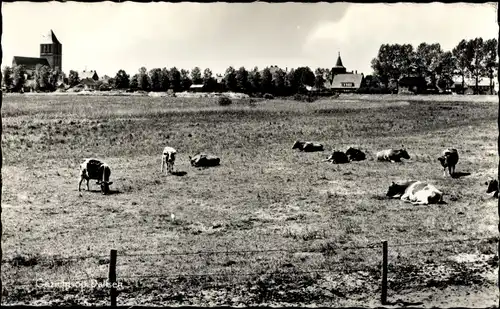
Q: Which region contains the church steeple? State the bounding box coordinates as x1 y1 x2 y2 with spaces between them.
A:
332 51 347 76
335 52 344 68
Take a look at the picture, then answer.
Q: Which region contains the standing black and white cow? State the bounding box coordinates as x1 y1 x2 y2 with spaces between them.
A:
376 148 410 163
437 148 459 177
78 158 113 195
386 180 443 205
161 146 177 175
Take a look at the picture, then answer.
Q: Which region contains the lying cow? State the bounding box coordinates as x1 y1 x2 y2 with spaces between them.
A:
386 180 443 205
325 151 349 164
376 148 410 163
437 148 459 177
292 140 324 152
346 147 366 162
78 158 113 195
485 179 499 198
161 146 177 175
189 153 221 167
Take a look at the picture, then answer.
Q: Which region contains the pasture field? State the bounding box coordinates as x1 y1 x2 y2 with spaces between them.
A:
1 93 499 306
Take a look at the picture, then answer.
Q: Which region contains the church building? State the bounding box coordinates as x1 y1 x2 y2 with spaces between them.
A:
12 30 62 76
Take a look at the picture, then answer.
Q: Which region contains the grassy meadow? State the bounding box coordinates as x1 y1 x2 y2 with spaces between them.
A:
1 93 499 306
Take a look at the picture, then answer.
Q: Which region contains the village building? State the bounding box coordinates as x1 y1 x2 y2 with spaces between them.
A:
451 76 498 95
12 30 62 76
79 69 99 81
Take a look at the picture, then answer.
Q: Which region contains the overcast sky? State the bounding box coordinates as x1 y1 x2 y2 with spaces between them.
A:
2 2 498 77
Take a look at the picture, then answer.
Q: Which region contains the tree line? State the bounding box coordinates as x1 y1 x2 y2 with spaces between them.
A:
2 37 497 95
371 38 498 94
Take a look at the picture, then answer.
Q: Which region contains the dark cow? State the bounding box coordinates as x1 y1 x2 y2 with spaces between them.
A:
189 153 221 167
292 140 324 152
376 148 410 163
346 147 366 162
326 151 349 164
79 158 113 195
485 179 499 198
386 180 443 205
437 148 459 177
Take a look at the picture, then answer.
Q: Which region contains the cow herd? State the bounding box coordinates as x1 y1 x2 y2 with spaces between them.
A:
78 140 498 204
292 140 497 205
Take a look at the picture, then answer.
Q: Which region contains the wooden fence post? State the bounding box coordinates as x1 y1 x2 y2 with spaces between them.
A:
109 249 117 307
381 241 388 305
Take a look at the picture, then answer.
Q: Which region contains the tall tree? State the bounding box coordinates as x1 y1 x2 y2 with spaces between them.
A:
12 65 27 92
180 69 192 91
452 39 472 93
129 74 139 89
235 66 249 93
483 38 498 94
191 67 203 85
160 68 170 91
169 67 181 92
273 67 286 96
435 51 455 91
203 68 216 92
414 43 443 87
248 66 261 94
261 67 273 94
114 69 130 89
372 43 414 90
34 64 52 91
467 37 487 94
223 66 237 92
314 68 325 91
68 70 80 87
2 66 13 90
149 68 162 92
137 66 151 91
286 68 298 95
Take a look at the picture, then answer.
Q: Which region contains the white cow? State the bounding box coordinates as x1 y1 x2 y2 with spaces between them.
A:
161 146 177 175
386 180 443 205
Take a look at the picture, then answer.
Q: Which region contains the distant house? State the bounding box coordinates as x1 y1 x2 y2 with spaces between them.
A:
322 53 364 93
12 56 50 77
80 70 99 81
189 84 205 92
398 76 427 94
80 78 98 90
451 76 497 95
330 73 364 93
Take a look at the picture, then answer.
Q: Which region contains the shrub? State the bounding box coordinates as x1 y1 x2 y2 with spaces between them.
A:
218 96 232 106
293 93 316 102
263 93 274 100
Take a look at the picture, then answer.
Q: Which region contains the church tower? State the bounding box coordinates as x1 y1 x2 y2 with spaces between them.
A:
331 52 347 76
40 30 62 71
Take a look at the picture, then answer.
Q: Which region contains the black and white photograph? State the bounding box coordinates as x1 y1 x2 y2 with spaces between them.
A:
0 1 499 307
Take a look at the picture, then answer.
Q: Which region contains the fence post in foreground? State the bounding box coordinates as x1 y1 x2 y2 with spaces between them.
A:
109 249 117 307
381 241 388 305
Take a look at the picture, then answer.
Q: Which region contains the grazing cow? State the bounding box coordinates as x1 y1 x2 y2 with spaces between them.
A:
346 147 366 162
78 158 113 195
292 140 324 152
386 180 443 205
161 146 177 175
485 179 499 198
376 148 410 163
189 153 221 167
325 151 349 164
437 148 459 177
